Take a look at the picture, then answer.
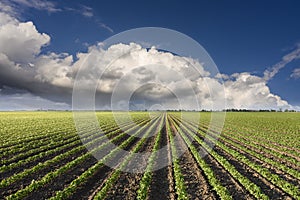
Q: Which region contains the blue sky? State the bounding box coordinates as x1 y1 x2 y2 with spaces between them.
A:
0 0 300 110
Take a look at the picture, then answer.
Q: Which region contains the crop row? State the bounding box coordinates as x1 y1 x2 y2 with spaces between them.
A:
170 115 269 199
173 115 300 199
93 115 163 199
48 115 161 200
4 117 152 199
0 117 145 174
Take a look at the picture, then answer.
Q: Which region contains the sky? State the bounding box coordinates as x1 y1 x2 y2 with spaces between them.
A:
0 0 300 110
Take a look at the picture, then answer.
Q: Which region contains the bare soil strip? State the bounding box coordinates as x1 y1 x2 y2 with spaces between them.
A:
220 133 300 171
7 119 151 199
184 119 293 199
170 117 252 200
217 137 300 189
148 119 175 200
195 122 300 188
93 117 162 200
191 122 300 185
0 122 135 180
103 136 156 200
0 124 133 196
58 117 158 200
0 148 87 197
212 144 292 199
225 122 300 154
0 141 82 180
1 133 77 161
169 123 217 200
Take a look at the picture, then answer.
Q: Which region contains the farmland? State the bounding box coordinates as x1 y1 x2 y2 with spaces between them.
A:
0 111 299 200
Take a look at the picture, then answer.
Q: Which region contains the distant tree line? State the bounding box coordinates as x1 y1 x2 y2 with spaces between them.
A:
222 108 297 112
163 108 298 112
33 108 298 112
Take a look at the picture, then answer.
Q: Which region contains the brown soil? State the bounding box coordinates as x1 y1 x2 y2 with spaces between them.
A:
94 118 161 200
183 119 293 199
170 117 251 200
54 119 155 200
148 119 175 200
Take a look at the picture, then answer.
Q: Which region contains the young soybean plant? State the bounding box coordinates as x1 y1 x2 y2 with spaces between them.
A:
136 114 165 200
93 115 163 200
166 115 188 200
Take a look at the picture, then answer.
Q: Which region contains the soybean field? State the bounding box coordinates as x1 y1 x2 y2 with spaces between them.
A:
0 111 299 200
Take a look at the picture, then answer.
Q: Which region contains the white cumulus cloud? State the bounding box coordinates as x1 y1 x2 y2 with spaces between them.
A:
224 73 289 109
0 14 50 63
0 10 296 110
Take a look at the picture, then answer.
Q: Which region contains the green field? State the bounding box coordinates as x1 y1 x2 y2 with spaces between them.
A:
0 111 299 199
